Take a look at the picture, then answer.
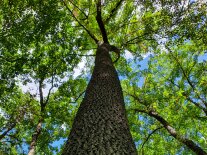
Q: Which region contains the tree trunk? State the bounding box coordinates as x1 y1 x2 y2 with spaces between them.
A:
28 80 45 155
62 43 137 154
28 118 43 155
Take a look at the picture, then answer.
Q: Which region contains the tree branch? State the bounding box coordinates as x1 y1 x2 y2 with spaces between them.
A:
28 118 43 155
124 32 155 45
133 108 207 155
166 45 207 107
44 75 54 106
39 79 44 109
70 90 85 104
62 0 99 44
68 0 88 20
96 0 109 43
0 123 16 140
141 126 163 150
104 0 124 24
166 76 207 115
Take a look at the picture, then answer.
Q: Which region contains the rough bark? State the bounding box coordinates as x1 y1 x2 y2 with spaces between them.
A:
62 43 137 155
28 118 43 155
28 80 45 155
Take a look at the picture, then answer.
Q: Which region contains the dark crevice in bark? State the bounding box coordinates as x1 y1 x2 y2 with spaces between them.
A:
62 43 137 155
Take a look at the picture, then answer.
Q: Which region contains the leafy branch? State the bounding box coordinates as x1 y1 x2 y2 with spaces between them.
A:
132 107 207 155
70 90 85 104
62 0 99 44
141 126 163 152
166 45 207 107
128 90 207 155
104 0 124 24
67 0 88 20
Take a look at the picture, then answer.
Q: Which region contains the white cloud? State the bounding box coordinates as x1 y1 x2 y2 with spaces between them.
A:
61 123 67 131
73 58 86 78
0 108 6 118
125 50 134 59
142 52 152 58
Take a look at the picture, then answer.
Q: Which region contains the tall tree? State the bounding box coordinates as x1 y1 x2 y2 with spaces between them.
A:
62 0 137 153
62 43 137 154
1 0 206 154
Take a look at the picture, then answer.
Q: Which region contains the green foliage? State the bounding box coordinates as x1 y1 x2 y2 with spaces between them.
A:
122 41 207 154
0 0 206 154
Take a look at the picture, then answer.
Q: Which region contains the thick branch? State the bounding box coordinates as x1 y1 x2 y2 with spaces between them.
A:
134 108 207 155
96 0 109 43
28 80 46 155
62 0 99 44
28 79 46 155
28 118 43 155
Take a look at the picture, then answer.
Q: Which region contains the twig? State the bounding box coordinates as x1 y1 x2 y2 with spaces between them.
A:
70 90 85 103
141 126 163 151
166 45 207 107
69 53 96 57
104 0 124 24
68 0 88 19
62 0 99 44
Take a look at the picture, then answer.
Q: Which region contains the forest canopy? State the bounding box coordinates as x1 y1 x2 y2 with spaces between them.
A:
0 0 207 154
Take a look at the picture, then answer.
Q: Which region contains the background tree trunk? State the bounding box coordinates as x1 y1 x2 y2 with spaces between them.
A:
28 118 43 155
62 43 137 155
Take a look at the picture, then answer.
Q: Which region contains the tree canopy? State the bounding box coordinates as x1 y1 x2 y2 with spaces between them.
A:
0 0 207 154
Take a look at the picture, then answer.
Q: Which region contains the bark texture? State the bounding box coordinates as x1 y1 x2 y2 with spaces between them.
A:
62 43 137 155
28 118 43 155
28 80 46 155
